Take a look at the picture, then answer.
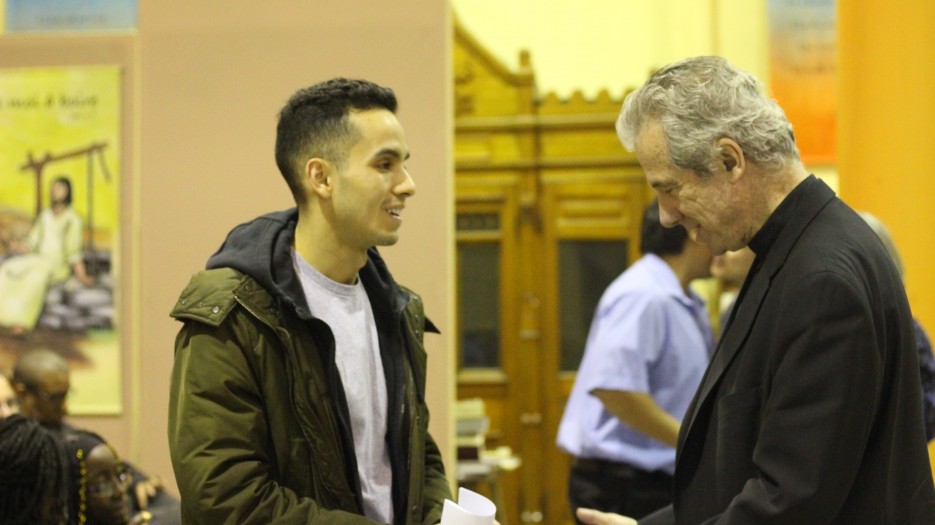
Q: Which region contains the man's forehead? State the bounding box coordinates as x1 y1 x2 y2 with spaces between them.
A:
356 140 409 162
348 109 408 156
37 371 69 389
348 107 399 128
634 118 665 146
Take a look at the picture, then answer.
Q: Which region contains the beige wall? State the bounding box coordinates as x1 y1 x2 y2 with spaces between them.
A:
2 1 454 496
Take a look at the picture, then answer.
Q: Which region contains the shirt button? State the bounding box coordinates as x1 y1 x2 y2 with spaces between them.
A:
212 306 220 314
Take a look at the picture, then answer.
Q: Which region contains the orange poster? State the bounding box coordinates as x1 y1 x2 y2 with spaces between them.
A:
769 0 837 164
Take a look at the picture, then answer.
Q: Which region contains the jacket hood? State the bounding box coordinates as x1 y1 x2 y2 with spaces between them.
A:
205 208 408 319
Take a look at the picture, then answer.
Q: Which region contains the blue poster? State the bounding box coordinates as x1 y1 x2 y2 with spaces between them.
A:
5 0 137 32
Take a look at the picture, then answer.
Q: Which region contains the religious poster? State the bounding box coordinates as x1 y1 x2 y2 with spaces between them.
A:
768 0 837 165
0 65 122 414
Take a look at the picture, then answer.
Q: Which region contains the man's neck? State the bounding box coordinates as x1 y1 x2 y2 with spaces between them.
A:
294 213 367 285
738 161 809 246
760 162 809 221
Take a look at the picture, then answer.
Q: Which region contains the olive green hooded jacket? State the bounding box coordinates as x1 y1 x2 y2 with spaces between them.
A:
168 209 450 525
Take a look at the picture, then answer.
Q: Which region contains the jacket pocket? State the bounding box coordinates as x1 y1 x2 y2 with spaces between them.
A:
284 437 312 494
714 387 761 501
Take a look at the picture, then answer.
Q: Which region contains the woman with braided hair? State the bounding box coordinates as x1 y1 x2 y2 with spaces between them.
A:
62 429 154 525
0 413 70 525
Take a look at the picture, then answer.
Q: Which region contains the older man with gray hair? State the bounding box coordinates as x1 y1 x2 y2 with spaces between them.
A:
578 56 935 525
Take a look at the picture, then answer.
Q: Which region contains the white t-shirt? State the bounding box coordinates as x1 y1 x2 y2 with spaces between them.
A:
294 250 393 523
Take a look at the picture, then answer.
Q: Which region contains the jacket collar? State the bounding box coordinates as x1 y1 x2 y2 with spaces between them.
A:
205 208 410 323
677 176 836 458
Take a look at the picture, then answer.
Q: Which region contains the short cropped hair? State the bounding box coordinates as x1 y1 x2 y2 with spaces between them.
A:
274 78 398 205
13 348 68 388
640 199 687 256
617 56 799 176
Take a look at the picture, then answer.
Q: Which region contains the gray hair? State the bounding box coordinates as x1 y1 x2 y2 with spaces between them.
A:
617 56 800 175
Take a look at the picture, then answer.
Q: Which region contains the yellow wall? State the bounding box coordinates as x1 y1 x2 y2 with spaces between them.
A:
838 0 935 336
452 0 768 98
838 0 935 474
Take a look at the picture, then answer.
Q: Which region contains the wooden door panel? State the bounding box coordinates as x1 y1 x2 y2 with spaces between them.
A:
455 174 649 525
453 18 650 525
456 178 524 525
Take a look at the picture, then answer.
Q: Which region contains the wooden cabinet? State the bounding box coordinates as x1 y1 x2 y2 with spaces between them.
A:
454 18 650 525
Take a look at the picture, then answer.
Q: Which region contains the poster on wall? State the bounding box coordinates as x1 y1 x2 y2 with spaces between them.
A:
0 65 122 415
768 0 836 165
4 0 138 33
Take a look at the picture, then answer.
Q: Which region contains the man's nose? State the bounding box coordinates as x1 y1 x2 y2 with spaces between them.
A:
395 169 416 198
658 202 681 227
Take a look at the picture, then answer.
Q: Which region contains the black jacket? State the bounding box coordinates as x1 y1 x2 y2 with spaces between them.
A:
644 177 935 524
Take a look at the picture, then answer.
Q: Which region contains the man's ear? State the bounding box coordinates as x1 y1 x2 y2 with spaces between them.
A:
305 158 332 198
715 138 745 182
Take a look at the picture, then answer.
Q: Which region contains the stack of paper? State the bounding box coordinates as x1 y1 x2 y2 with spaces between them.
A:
441 487 497 525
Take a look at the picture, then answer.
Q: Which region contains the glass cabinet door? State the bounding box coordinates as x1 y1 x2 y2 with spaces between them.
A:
557 240 629 371
458 240 501 369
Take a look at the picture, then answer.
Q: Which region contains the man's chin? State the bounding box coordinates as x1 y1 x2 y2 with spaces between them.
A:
374 234 400 247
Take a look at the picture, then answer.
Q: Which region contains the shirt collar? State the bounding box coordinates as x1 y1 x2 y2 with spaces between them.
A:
748 174 818 260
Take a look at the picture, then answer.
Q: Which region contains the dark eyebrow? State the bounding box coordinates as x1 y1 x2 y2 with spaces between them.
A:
374 148 410 161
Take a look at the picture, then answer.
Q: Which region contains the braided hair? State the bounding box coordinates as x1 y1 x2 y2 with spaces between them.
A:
0 414 70 525
62 429 120 525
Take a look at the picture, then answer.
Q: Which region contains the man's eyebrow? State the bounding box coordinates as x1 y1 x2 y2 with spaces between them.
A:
374 148 410 161
373 148 410 160
649 180 675 189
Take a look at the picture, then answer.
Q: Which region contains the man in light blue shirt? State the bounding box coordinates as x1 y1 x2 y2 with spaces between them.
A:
557 200 713 521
